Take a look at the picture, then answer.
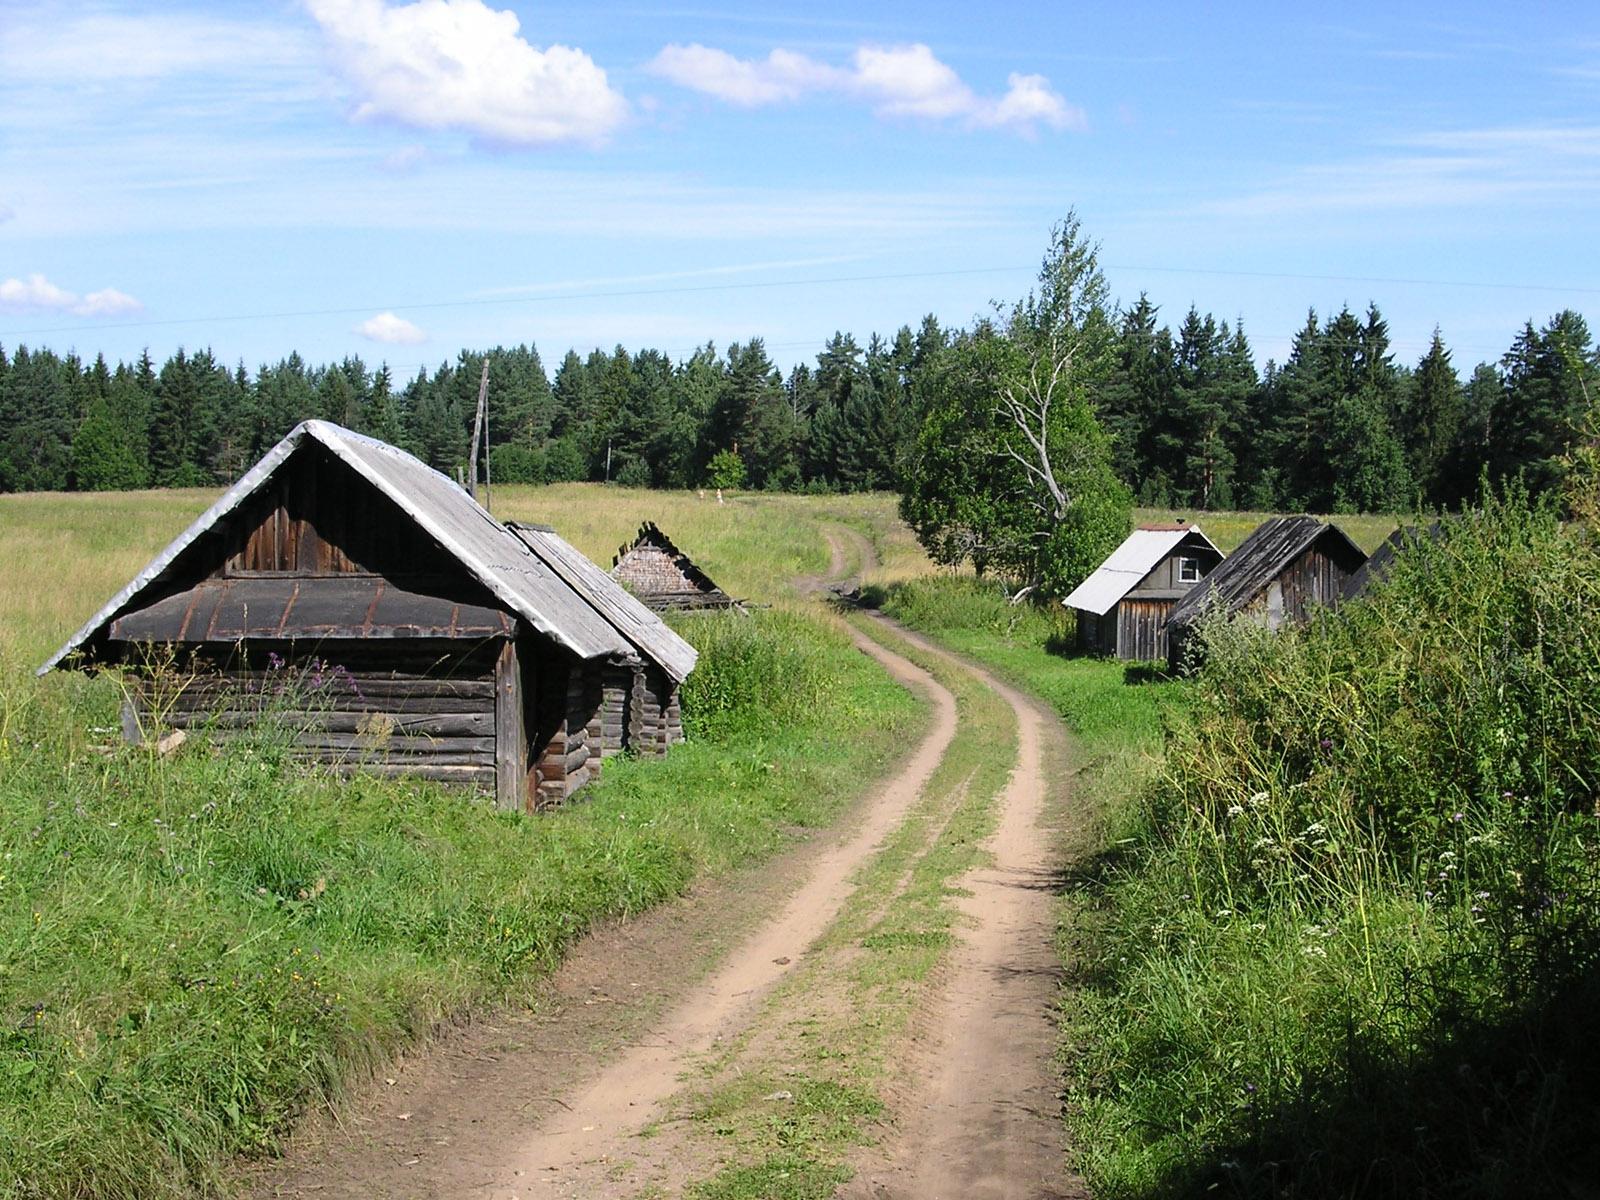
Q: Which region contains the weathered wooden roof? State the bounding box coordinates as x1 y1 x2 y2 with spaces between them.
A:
39 421 672 676
110 577 516 643
1340 521 1440 602
1166 516 1367 630
1063 524 1220 616
611 522 740 611
507 523 698 683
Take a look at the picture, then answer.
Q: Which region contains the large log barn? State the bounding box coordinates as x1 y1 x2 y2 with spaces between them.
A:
39 421 696 812
1164 515 1367 670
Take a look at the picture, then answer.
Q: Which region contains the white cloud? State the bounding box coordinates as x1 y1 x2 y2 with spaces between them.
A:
1196 125 1600 220
0 273 144 317
75 287 144 317
647 41 1082 134
357 311 427 343
305 0 628 147
647 45 841 107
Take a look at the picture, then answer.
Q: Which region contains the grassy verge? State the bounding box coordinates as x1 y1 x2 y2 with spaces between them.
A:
1057 494 1600 1199
673 616 1016 1199
0 606 923 1198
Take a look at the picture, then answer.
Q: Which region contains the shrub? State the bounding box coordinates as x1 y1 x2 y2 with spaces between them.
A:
1068 488 1600 1197
676 609 840 742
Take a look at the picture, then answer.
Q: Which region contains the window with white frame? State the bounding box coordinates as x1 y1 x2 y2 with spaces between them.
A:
1177 556 1202 583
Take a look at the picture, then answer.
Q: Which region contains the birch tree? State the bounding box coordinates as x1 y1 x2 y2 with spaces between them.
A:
900 212 1131 598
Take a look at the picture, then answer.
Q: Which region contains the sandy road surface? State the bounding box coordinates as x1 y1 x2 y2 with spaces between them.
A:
841 628 1085 1200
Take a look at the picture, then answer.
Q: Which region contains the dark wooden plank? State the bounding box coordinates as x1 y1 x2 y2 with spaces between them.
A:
167 705 492 732
494 639 527 813
328 762 495 784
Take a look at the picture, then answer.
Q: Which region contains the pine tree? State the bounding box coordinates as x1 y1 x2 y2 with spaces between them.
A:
1404 330 1461 504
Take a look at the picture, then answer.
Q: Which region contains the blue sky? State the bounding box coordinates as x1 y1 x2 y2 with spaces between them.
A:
2 0 1597 378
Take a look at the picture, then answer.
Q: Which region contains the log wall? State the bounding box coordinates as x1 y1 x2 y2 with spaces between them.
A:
124 641 501 789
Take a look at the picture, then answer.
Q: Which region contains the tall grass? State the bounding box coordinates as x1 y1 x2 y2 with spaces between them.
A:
0 608 922 1198
1066 490 1600 1198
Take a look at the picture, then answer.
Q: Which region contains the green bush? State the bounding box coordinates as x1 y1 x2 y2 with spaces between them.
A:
676 609 842 743
1068 489 1600 1198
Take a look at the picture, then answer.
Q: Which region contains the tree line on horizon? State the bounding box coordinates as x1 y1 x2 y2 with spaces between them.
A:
0 299 1592 515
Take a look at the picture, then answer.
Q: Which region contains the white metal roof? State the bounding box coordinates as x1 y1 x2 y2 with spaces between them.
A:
39 421 679 676
1062 525 1219 616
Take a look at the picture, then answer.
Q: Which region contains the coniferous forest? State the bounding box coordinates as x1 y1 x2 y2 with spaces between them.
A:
1 298 1593 514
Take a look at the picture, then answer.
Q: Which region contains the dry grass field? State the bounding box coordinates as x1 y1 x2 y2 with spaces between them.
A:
0 483 1400 671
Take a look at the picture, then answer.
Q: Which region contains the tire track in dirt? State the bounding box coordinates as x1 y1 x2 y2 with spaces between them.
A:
841 621 1086 1200
485 627 957 1197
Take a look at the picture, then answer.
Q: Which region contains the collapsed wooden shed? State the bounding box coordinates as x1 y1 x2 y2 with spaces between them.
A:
39 420 696 812
611 522 741 612
1062 523 1223 661
1164 516 1368 670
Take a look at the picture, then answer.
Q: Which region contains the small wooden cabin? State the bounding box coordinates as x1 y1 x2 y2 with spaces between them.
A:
1062 523 1223 661
39 420 697 812
1165 515 1368 670
611 522 741 612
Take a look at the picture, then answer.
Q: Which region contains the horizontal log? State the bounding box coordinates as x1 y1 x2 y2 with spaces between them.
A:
162 681 493 705
287 732 495 754
564 744 591 773
565 764 592 793
161 691 489 720
328 762 494 784
166 709 494 736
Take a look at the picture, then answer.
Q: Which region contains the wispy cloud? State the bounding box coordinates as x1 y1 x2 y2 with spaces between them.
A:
357 311 426 344
0 10 313 82
1194 124 1600 219
647 42 1083 134
0 274 143 318
305 0 629 147
472 254 868 298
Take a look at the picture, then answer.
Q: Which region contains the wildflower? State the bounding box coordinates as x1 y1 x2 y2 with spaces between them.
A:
1451 812 1465 823
1226 805 1244 818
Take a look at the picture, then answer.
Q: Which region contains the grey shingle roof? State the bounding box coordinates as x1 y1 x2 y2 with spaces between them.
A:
39 421 694 681
1166 516 1367 631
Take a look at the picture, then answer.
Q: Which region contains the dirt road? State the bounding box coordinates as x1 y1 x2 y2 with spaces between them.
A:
253 524 1079 1199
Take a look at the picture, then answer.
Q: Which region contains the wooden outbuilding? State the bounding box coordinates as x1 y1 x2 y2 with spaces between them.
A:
1164 515 1368 670
1062 523 1223 661
611 522 741 612
39 420 696 812
1339 522 1436 604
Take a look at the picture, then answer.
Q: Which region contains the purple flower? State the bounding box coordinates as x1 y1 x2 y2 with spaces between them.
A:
1451 812 1465 823
1319 738 1333 751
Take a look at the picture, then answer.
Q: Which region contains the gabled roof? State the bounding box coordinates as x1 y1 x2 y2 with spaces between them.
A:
507 524 698 683
39 421 691 679
1340 521 1439 602
1062 524 1220 616
1166 516 1367 630
612 522 739 610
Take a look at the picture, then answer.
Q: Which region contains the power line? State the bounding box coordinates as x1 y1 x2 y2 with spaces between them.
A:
1 261 1596 342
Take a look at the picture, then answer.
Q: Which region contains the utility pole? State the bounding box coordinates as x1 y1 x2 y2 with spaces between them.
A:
468 359 489 503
